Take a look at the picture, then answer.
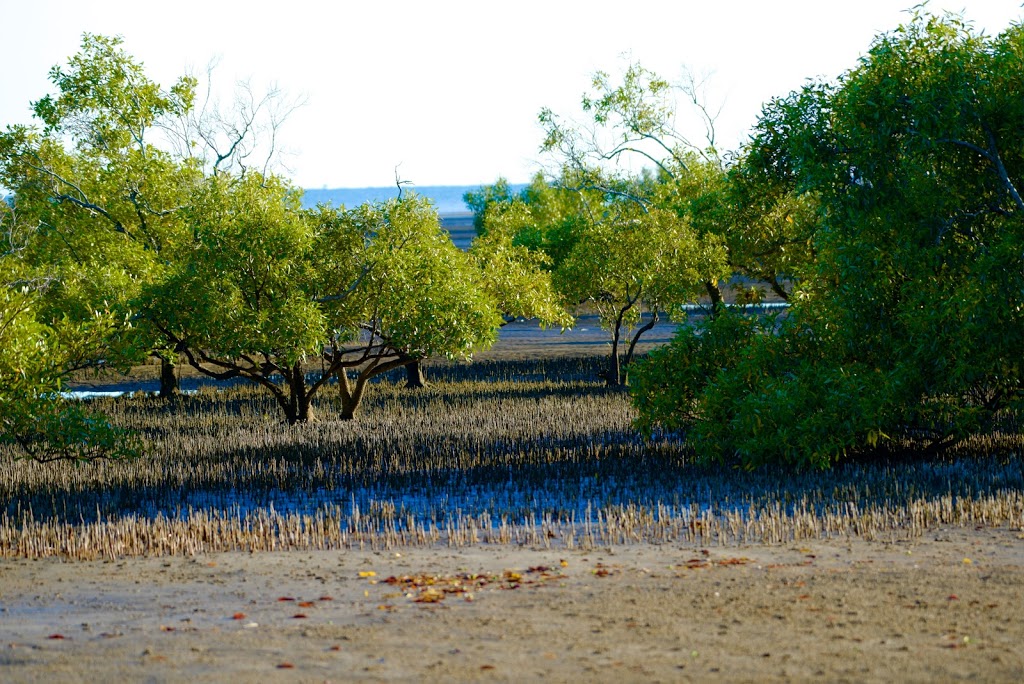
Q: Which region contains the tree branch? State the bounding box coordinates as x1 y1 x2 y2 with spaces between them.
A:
939 128 1024 212
24 157 130 238
623 309 659 369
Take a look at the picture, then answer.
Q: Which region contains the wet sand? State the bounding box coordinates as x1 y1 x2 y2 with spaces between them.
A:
2 525 1022 682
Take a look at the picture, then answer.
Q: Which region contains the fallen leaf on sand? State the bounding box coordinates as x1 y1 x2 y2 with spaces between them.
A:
415 587 446 603
232 613 246 620
380 568 563 604
358 571 377 578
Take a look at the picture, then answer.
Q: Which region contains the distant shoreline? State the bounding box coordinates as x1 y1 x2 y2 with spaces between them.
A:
301 183 526 215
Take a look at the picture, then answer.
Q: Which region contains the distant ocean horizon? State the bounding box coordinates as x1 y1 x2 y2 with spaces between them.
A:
3 184 525 217
300 184 527 216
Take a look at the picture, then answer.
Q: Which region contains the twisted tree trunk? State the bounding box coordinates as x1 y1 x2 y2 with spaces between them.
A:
158 355 179 398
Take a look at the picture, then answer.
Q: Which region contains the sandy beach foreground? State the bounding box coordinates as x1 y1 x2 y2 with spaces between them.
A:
1 526 1022 682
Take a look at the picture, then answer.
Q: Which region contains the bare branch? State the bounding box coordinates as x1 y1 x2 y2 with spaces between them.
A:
394 167 412 200
678 68 723 158
164 62 306 177
557 177 652 211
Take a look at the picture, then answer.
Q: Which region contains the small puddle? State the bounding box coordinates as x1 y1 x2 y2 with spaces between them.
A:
60 389 199 400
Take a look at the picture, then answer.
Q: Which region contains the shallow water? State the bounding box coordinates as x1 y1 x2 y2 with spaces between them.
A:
60 389 200 400
18 355 1024 539
9 448 1023 536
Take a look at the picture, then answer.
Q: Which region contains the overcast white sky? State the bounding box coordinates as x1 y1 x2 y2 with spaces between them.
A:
3 1 1021 188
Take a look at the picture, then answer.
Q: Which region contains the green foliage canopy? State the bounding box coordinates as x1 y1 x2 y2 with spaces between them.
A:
143 184 503 423
535 65 735 384
633 12 1024 468
0 205 139 461
0 34 198 460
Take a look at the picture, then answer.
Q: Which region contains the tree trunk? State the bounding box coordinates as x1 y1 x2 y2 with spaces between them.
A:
404 359 427 389
705 280 724 317
296 396 314 423
621 311 659 386
606 352 622 387
283 396 315 424
605 305 630 387
606 319 623 387
283 363 314 424
767 275 790 302
158 355 179 398
338 369 366 420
